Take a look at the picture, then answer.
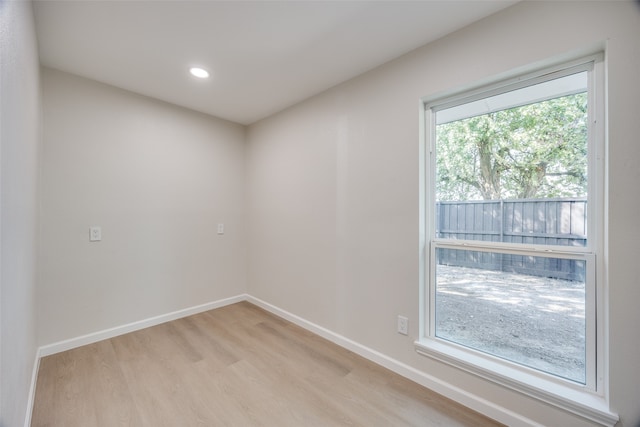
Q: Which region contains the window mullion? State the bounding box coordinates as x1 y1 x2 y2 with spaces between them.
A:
433 238 593 258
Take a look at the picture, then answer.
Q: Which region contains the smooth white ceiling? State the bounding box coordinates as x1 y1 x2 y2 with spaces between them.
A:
33 1 516 125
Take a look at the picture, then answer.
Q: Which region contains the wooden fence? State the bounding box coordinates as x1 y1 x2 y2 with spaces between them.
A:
436 198 587 281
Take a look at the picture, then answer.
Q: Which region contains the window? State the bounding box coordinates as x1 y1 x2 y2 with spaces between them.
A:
418 55 616 424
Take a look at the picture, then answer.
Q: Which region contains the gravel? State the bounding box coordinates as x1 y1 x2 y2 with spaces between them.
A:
435 264 586 383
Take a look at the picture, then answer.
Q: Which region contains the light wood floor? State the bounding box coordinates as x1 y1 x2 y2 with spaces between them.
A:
31 301 504 427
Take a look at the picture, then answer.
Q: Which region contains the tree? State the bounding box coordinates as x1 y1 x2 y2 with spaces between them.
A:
436 93 588 201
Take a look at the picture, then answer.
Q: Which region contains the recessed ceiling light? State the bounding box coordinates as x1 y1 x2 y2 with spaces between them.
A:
189 67 210 79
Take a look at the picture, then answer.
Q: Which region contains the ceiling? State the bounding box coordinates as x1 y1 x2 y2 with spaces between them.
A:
33 1 517 125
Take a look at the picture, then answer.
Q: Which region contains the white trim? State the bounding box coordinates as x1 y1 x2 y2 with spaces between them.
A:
415 339 618 427
591 55 608 397
434 68 589 125
26 293 616 427
424 53 603 112
433 238 594 256
38 294 245 357
246 295 540 427
419 52 614 424
23 350 41 427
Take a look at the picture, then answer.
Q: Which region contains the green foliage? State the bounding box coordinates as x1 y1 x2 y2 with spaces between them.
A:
436 93 588 201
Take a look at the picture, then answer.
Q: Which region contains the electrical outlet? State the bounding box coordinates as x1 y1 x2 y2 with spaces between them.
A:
397 315 408 335
90 226 101 242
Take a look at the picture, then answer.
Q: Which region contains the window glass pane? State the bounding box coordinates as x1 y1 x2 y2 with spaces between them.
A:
434 72 588 247
435 247 586 383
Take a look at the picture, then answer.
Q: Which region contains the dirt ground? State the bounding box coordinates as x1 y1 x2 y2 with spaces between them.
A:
435 264 586 383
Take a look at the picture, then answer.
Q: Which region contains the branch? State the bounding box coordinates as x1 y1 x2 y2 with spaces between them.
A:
546 171 583 178
455 176 482 191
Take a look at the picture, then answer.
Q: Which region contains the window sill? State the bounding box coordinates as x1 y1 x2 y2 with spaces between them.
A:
414 338 618 427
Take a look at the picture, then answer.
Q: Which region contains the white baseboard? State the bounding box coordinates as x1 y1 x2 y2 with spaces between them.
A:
28 293 538 427
246 295 541 427
26 294 245 426
38 294 245 357
23 350 41 427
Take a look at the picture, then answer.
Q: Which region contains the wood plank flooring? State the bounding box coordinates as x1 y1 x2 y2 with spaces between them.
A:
31 302 504 427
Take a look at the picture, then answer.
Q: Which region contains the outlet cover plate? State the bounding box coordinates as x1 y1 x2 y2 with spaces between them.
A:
397 315 408 335
90 226 101 242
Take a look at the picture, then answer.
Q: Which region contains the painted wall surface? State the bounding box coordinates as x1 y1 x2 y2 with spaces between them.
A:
39 68 246 345
0 1 41 426
247 2 640 426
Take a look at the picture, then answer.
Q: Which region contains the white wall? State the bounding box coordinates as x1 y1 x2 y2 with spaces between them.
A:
39 68 246 345
247 2 640 426
0 1 41 426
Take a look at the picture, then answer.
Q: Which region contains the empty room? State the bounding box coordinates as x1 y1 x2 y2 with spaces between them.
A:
2 1 639 426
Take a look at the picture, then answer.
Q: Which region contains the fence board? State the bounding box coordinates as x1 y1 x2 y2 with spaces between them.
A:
436 198 587 280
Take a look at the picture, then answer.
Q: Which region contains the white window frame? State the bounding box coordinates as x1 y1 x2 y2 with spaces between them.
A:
417 54 618 426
